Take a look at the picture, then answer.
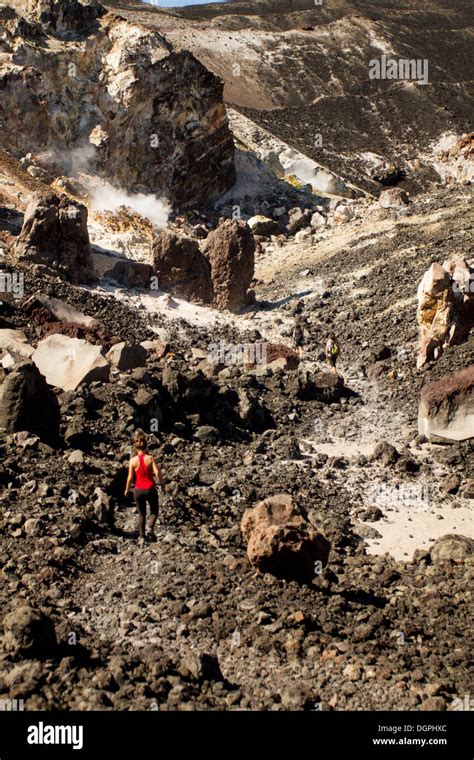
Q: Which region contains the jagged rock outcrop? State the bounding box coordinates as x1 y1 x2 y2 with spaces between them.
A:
21 0 105 36
14 192 95 285
0 3 235 206
371 161 405 185
152 230 213 303
416 258 474 368
202 220 255 311
438 132 474 184
418 365 474 442
0 361 60 445
241 494 331 583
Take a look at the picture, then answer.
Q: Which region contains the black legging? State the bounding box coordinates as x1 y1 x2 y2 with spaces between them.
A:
134 487 159 538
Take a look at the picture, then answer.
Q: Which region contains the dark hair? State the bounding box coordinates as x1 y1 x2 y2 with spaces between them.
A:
134 431 147 453
328 332 335 339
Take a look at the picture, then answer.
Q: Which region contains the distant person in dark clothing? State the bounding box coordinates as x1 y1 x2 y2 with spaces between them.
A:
325 332 340 375
293 316 308 359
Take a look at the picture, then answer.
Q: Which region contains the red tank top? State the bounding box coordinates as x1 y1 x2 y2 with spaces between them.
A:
134 453 154 490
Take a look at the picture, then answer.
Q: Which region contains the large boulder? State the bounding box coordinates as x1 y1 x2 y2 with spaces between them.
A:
202 220 255 311
430 534 473 564
2 606 57 658
416 258 474 369
106 342 147 371
103 259 153 289
0 361 60 444
241 494 331 583
0 329 34 360
151 229 213 304
14 192 95 285
247 215 279 236
418 365 474 442
289 369 345 401
32 334 109 391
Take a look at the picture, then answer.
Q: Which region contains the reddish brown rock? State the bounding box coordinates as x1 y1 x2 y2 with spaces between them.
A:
14 192 95 285
265 344 300 370
241 494 331 582
202 220 255 311
151 229 213 304
418 365 474 442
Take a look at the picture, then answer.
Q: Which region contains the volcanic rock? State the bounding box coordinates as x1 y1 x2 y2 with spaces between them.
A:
334 205 354 224
291 369 344 401
379 188 410 208
14 192 94 285
152 230 213 304
0 361 60 445
286 208 312 235
140 340 170 359
418 366 474 442
430 535 473 564
0 329 34 360
372 441 400 466
25 0 105 36
109 260 153 289
310 211 326 228
416 257 474 368
178 652 223 682
247 215 279 236
32 334 109 391
106 342 147 371
2 606 57 658
241 494 331 582
23 295 98 329
93 487 113 524
202 220 255 311
371 162 405 185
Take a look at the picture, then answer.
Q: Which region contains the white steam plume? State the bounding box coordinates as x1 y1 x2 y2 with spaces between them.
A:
89 182 170 227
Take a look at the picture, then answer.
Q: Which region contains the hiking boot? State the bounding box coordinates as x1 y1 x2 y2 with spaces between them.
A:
137 537 146 549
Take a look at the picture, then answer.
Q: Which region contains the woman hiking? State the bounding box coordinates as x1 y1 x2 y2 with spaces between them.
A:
124 432 166 547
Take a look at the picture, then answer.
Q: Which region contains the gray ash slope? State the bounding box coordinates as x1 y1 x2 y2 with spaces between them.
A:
113 0 474 195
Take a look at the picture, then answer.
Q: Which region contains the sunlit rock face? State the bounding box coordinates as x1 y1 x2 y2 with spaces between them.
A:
0 1 235 207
